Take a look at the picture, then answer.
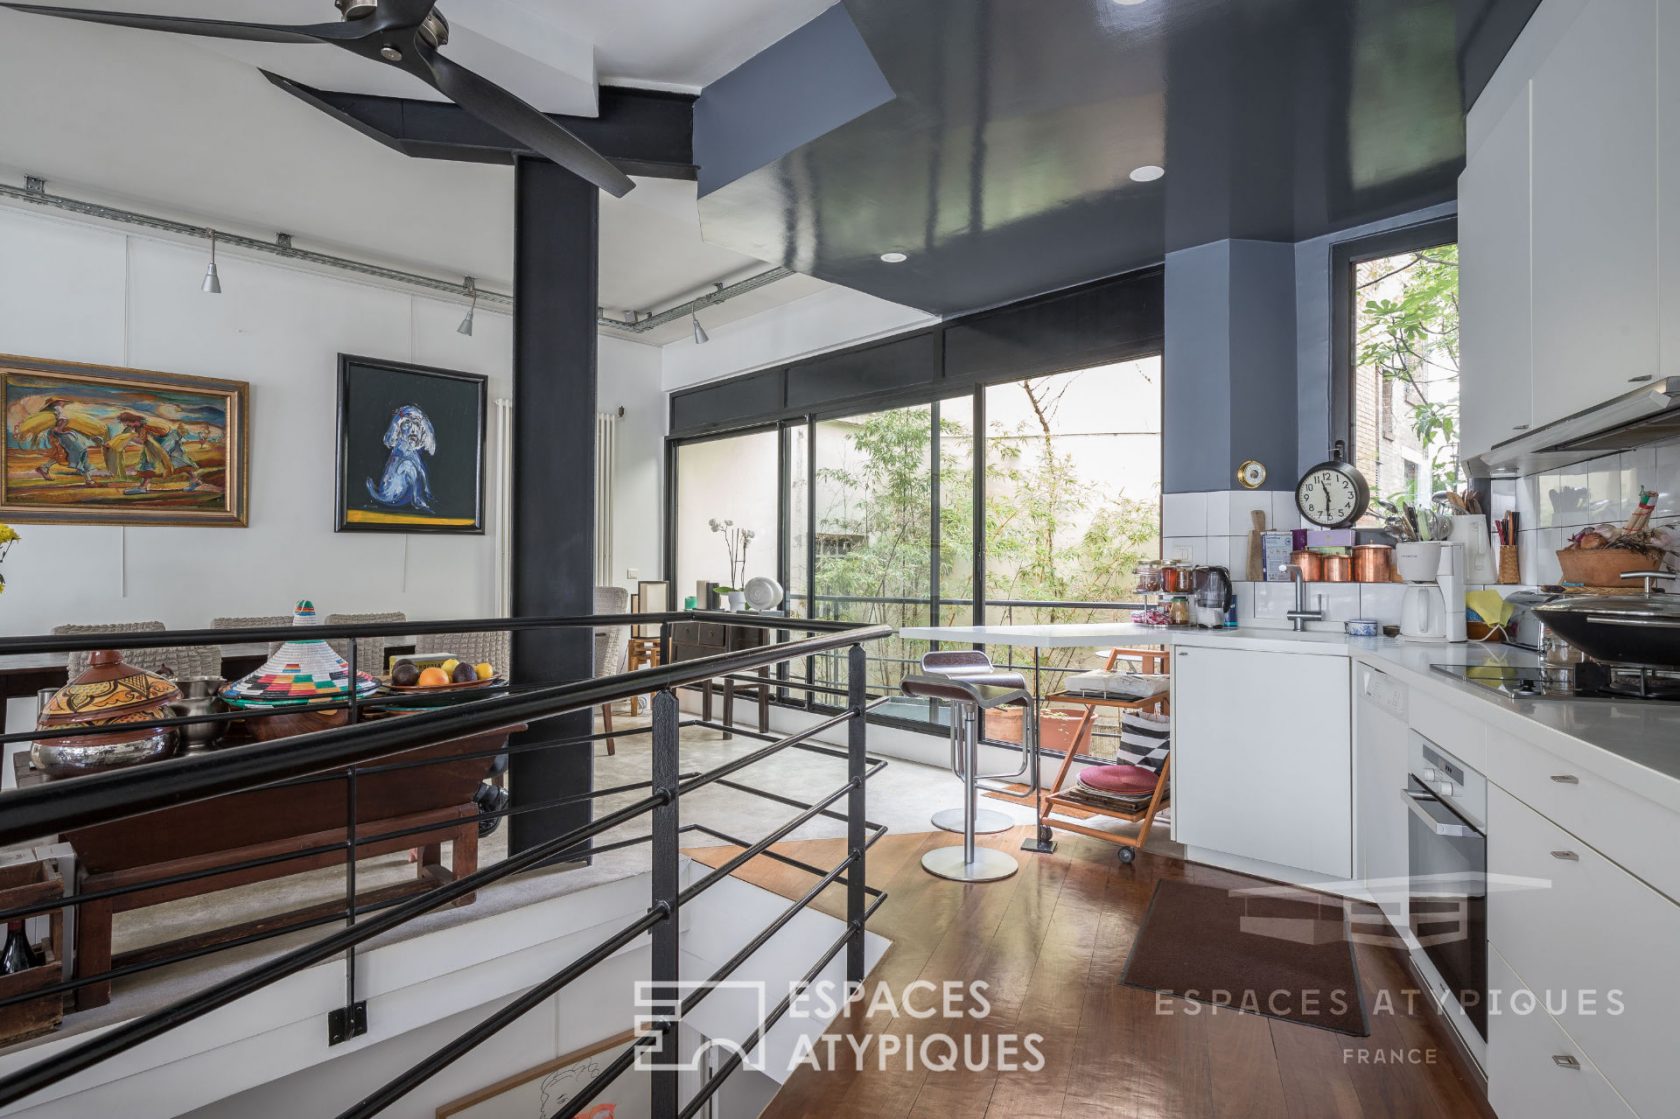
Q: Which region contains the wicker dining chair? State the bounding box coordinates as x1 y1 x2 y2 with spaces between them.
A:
52 620 220 680
415 630 511 677
211 615 292 656
325 611 408 675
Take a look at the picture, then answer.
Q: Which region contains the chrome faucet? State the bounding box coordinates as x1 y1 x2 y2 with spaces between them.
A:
1282 563 1324 632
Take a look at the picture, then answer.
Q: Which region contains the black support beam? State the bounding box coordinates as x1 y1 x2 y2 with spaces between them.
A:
509 158 598 857
264 71 696 179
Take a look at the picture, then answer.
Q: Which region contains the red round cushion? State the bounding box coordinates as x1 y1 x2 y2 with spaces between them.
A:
1077 764 1157 795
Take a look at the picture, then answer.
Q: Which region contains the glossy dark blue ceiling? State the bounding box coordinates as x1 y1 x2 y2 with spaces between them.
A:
693 0 1541 316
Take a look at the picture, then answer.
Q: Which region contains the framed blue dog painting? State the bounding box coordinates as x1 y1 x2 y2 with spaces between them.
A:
334 354 486 534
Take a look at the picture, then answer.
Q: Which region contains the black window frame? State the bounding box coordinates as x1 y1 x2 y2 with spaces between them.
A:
1328 215 1459 466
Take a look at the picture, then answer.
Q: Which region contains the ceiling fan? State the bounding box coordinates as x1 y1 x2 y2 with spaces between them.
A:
1 0 636 197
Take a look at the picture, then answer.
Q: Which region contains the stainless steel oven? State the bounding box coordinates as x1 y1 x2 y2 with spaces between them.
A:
1404 735 1488 1044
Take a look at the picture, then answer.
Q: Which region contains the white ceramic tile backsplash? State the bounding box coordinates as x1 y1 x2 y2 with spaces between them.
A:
1162 493 1207 538
1204 491 1231 536
1270 491 1303 532
1512 438 1680 586
1162 536 1204 565
1226 489 1272 534
1357 584 1406 622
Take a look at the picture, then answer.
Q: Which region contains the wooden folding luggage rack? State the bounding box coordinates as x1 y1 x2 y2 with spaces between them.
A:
1035 646 1172 863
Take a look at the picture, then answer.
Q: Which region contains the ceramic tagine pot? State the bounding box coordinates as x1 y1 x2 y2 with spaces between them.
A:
220 600 380 741
33 649 181 777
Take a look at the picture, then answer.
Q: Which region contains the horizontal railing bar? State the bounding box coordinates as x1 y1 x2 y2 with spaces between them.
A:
680 822 887 899
0 790 668 1109
336 906 670 1119
677 775 863 907
676 908 862 1119
679 850 858 1017
709 774 887 834
0 610 872 657
0 628 888 848
677 710 857 797
0 824 663 1012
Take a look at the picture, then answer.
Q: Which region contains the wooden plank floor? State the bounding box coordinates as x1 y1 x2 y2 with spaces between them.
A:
685 827 1493 1119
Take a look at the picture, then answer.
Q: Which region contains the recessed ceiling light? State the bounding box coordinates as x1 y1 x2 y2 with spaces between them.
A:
1129 164 1165 182
1113 0 1148 5
879 251 908 263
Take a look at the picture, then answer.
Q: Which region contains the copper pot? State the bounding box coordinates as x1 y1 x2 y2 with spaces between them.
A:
1288 550 1323 581
1323 554 1353 583
1353 544 1393 583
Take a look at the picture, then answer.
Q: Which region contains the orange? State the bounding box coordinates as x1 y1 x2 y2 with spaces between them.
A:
417 666 451 688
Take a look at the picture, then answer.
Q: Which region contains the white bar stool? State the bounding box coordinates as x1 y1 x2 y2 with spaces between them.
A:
900 673 1029 883
919 650 1025 834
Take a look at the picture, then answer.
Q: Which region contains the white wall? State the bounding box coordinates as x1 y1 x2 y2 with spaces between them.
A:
0 203 663 635
598 334 666 587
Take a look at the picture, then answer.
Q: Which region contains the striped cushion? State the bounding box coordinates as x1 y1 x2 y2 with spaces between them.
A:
1115 709 1170 772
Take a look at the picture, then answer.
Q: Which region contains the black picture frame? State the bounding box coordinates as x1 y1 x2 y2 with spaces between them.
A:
334 353 487 535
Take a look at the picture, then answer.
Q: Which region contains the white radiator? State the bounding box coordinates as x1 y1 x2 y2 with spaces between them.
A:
594 411 616 585
493 398 513 617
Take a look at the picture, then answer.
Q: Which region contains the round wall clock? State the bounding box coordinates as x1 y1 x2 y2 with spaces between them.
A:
1236 460 1267 490
1295 441 1370 528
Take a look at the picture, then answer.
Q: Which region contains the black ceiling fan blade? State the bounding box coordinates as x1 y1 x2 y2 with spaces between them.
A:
0 4 355 44
426 52 635 198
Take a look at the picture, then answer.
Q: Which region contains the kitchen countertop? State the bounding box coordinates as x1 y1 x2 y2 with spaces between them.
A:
896 622 1170 647
1162 625 1680 810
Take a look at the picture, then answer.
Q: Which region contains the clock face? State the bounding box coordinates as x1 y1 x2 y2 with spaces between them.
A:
1297 468 1361 527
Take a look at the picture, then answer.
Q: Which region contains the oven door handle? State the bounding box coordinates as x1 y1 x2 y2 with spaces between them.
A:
1403 789 1480 838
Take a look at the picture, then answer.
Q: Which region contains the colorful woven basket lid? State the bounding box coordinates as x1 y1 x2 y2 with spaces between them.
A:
221 600 379 706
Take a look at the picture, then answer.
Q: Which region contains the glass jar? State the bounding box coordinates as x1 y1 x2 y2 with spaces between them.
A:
1167 595 1192 626
1135 560 1163 593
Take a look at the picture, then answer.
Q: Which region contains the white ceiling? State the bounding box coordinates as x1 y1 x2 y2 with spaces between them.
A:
0 0 839 345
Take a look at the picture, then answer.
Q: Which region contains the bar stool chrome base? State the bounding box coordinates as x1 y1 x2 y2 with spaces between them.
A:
931 806 1012 834
921 845 1019 883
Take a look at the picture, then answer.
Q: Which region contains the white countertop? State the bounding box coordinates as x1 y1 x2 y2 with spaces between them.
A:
895 622 1170 648
1160 625 1680 808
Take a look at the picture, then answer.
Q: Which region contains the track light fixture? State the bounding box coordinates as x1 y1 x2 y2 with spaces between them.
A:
458 277 477 336
201 230 221 294
691 311 709 345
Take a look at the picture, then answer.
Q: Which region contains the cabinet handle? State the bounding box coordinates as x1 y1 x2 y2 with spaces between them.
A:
1551 850 1579 861
1549 774 1579 784
1512 424 1530 431
1630 374 1655 383
1552 1055 1581 1070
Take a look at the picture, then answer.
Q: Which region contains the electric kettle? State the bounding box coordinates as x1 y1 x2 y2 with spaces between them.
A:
1192 566 1234 628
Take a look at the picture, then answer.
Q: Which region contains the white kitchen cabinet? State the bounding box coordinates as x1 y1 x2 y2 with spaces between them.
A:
1353 664 1408 923
1529 0 1659 424
1171 645 1351 879
1458 79 1532 460
1487 949 1636 1119
1487 784 1680 1119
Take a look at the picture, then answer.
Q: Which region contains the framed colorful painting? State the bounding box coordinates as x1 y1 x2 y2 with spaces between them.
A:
335 354 487 534
1 354 249 527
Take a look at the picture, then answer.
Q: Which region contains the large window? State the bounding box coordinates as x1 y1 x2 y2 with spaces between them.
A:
670 358 1163 729
1338 221 1460 524
672 429 780 603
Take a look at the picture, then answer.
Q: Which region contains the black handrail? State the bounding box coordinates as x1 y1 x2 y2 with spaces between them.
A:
0 613 891 1119
0 620 892 846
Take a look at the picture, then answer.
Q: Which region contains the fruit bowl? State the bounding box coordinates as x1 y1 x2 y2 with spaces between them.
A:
383 676 504 693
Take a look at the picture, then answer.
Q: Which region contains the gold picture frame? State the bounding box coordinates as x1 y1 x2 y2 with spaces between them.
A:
1 353 250 527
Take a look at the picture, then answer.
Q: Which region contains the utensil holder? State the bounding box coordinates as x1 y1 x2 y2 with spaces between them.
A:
1497 545 1520 585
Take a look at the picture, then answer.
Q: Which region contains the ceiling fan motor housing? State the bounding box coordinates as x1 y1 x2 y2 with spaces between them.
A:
333 0 448 47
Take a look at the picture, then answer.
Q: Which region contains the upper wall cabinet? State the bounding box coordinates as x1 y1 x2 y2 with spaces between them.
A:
1529 0 1659 422
1459 82 1533 459
1662 0 1680 376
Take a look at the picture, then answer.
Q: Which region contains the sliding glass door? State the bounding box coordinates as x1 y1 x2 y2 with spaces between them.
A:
667 356 1162 731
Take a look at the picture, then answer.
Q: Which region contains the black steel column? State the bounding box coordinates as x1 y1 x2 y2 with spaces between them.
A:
509 157 598 857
